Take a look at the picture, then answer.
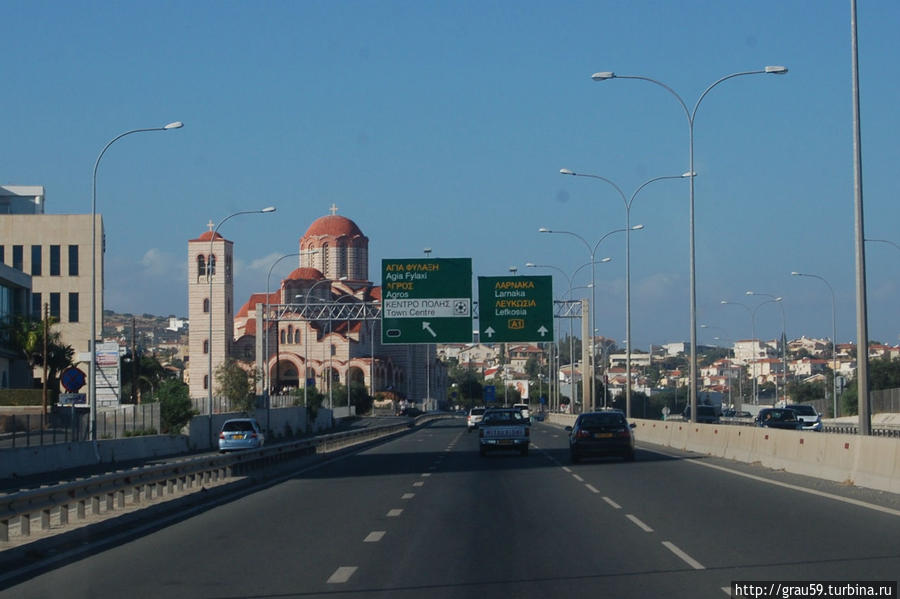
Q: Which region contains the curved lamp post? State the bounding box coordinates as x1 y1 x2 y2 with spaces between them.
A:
540 226 624 412
721 297 781 405
593 65 788 422
90 121 183 442
791 271 838 418
747 290 787 405
207 207 276 447
302 276 347 409
560 169 691 417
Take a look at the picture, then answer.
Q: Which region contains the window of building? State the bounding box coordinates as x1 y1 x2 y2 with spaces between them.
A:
31 245 42 276
203 339 209 354
203 375 209 390
49 292 60 319
225 255 232 281
208 254 216 275
31 292 41 318
203 298 209 313
294 330 300 344
197 255 206 276
68 245 79 276
50 245 60 276
68 293 79 323
12 246 22 271
280 330 286 343
0 246 4 264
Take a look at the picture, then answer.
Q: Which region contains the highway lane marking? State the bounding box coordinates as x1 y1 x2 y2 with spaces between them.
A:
402 493 415 500
572 474 585 482
364 531 386 542
387 509 403 517
722 587 733 596
626 514 654 532
562 466 573 473
327 566 358 583
662 541 706 570
421 473 432 477
413 481 424 487
585 484 600 494
643 446 900 518
602 496 622 509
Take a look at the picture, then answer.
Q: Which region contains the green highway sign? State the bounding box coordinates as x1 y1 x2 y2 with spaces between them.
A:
477 275 554 343
381 258 473 344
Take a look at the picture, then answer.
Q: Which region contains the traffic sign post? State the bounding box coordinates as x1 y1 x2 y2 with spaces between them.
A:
477 275 554 343
381 258 473 344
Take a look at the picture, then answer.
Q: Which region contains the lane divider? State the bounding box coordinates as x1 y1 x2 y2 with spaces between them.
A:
662 541 705 570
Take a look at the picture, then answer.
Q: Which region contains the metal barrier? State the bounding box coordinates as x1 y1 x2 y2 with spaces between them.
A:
0 414 447 544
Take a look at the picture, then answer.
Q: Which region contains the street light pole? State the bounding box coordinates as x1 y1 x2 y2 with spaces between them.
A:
560 169 691 417
792 272 839 418
747 291 787 405
90 121 183 443
540 226 623 412
722 297 780 405
207 207 276 447
593 65 788 422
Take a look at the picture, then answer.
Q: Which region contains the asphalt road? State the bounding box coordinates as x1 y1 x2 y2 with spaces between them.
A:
3 417 899 598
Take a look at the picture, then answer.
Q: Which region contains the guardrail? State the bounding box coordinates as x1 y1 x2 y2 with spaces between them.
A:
1 414 446 544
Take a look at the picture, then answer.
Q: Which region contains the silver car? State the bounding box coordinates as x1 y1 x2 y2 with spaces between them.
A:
218 418 265 452
786 404 823 431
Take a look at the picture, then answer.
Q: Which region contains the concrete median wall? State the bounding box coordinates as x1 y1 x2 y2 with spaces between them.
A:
547 414 899 494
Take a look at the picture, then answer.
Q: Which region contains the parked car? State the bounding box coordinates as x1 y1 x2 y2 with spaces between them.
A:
218 418 265 452
754 408 802 430
566 410 636 462
786 404 823 431
682 405 720 424
466 407 486 432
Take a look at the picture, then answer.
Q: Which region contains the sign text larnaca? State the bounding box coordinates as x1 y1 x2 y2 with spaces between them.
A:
478 275 554 343
381 258 473 344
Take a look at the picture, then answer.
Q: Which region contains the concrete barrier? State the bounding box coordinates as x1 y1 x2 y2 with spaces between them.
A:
628 418 900 495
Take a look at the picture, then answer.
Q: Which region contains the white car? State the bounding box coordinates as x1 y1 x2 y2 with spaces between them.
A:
513 403 530 420
786 404 823 431
466 407 486 432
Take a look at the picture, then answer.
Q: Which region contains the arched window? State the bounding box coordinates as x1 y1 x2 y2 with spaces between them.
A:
203 298 209 313
294 330 300 344
197 255 206 276
208 254 217 275
203 339 209 354
280 329 286 343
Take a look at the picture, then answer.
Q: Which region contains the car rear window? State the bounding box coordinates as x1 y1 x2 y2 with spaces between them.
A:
788 405 815 415
580 413 626 428
223 420 255 431
483 411 523 424
471 408 485 415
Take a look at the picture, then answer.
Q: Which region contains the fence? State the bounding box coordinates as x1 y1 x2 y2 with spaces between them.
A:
0 403 162 448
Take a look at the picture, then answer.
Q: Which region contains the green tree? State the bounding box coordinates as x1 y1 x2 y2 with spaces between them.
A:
2 314 74 393
157 379 195 434
215 358 257 414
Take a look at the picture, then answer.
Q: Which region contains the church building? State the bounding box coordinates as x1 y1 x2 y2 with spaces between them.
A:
187 207 446 408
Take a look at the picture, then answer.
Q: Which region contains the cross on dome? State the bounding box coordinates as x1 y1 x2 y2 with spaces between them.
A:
329 203 338 215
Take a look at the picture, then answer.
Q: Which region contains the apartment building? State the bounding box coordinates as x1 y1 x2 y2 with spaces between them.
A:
0 186 102 355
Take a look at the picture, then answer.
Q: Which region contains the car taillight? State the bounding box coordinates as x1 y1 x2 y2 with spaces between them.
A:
250 433 258 439
576 430 592 439
219 432 225 439
617 430 631 438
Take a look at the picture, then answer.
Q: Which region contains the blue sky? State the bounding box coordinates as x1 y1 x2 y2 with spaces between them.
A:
4 1 898 350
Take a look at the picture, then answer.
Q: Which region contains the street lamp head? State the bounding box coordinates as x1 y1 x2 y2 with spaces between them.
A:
164 121 184 130
745 290 755 296
591 72 615 81
790 271 802 276
631 224 644 230
599 257 611 263
765 65 788 74
559 168 576 175
681 171 696 178
720 300 728 305
538 227 551 233
525 262 535 267
261 206 276 213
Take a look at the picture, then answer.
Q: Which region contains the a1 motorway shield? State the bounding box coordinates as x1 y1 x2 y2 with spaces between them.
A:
478 275 554 343
381 258 473 344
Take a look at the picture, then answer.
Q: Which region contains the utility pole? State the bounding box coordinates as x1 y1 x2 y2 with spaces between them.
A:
131 317 138 404
42 303 49 426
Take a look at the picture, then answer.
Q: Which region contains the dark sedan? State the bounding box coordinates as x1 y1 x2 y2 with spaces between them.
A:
566 410 636 462
755 408 802 430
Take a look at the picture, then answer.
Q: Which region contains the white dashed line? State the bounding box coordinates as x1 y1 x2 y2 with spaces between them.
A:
327 566 358 583
572 474 585 482
421 473 431 477
626 514 654 532
662 541 705 570
364 531 386 543
562 466 573 473
402 493 415 500
413 481 424 487
602 496 622 509
722 586 733 596
585 484 600 494
386 509 403 517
